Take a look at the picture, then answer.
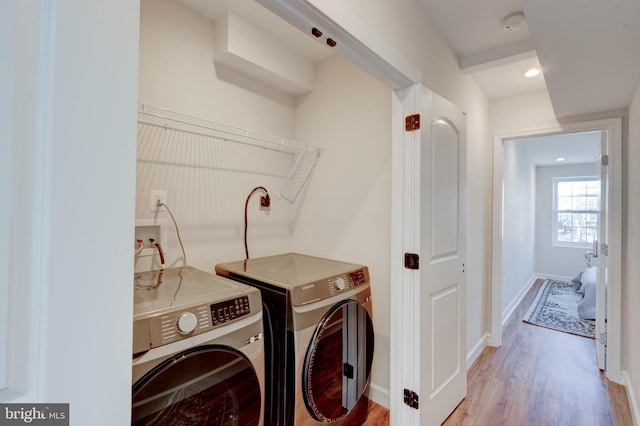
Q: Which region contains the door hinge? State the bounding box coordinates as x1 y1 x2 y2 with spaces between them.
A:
599 331 607 345
405 114 421 131
601 154 609 166
404 389 419 409
601 243 609 256
404 253 420 270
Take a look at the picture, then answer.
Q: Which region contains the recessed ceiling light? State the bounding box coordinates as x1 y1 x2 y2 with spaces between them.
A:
524 68 541 78
556 157 565 162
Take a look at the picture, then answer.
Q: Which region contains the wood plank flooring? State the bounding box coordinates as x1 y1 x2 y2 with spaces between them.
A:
361 279 633 425
445 279 632 425
361 400 390 426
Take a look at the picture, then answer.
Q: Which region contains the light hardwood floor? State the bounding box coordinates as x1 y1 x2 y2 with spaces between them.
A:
362 279 633 425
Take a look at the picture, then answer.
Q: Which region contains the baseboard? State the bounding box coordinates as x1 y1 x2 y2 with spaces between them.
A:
534 272 573 283
369 382 390 409
623 371 640 426
501 274 537 326
466 332 489 370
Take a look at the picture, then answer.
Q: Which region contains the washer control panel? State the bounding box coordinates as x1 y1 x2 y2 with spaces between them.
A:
139 295 256 350
211 295 250 326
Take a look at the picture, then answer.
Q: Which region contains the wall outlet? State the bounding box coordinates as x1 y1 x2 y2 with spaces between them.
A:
259 194 271 211
150 190 166 211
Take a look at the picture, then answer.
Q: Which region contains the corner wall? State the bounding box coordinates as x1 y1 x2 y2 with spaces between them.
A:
501 139 537 310
624 82 640 423
294 0 492 402
139 0 493 410
291 54 392 405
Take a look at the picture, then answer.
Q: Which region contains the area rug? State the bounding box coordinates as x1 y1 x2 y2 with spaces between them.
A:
523 280 596 338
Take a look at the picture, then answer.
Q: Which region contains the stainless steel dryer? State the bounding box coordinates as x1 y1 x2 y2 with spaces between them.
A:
132 266 265 426
215 253 374 426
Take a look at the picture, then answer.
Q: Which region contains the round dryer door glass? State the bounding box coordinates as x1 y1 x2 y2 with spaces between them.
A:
132 346 261 426
302 299 374 422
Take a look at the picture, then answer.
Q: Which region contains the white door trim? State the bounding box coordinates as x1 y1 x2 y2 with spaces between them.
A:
490 117 622 383
1 0 55 402
390 84 421 425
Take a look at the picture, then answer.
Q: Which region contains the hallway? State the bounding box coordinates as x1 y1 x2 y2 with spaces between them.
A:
443 279 632 425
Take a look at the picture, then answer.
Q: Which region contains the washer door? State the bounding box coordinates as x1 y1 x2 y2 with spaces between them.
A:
303 300 374 422
132 345 261 426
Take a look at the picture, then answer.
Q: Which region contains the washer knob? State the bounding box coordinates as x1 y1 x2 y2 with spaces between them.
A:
335 277 346 291
177 312 198 334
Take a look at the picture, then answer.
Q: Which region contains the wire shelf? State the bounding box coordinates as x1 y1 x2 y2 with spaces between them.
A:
137 103 321 205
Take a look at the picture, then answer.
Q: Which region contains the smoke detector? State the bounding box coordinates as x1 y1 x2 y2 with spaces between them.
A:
501 11 526 32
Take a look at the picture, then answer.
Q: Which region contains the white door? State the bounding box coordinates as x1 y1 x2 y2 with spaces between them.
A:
596 131 609 370
415 86 467 425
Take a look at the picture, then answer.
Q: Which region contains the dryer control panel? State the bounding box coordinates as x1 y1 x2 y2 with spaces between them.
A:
291 267 370 306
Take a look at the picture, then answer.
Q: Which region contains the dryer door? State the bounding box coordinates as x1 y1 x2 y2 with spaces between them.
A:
302 299 374 422
132 345 261 426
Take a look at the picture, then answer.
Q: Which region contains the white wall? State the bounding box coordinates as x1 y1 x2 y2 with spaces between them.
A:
138 0 296 135
4 1 138 424
137 0 298 271
535 163 599 277
291 54 392 404
501 139 537 310
625 82 640 421
491 89 559 134
138 0 396 405
334 0 492 371
138 0 493 408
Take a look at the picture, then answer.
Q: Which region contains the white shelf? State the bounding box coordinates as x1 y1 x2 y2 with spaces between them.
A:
137 104 321 204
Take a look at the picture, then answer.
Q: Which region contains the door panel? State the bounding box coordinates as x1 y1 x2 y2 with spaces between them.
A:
419 86 467 426
431 284 460 395
432 118 459 259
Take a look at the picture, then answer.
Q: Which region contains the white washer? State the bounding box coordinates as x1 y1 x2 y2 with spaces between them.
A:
216 253 374 426
132 266 265 425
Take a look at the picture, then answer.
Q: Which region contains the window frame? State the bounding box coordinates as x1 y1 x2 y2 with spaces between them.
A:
552 176 600 248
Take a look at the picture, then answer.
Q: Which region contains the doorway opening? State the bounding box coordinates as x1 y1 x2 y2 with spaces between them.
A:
490 118 622 383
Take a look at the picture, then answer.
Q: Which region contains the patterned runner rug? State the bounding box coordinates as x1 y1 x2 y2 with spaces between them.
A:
523 280 595 338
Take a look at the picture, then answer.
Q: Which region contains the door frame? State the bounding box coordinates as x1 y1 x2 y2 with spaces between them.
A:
390 84 421 425
490 117 622 383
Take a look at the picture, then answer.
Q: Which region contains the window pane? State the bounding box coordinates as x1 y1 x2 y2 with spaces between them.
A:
557 181 573 196
572 181 587 196
558 196 572 211
586 180 600 195
586 196 599 210
554 177 600 246
572 196 587 210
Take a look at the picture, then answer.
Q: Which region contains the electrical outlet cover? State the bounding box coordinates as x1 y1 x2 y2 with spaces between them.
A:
150 190 166 211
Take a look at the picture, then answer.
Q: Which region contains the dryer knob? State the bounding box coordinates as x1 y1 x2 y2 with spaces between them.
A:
177 312 198 335
335 277 346 291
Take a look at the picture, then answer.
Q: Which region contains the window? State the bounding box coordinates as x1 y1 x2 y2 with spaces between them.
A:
553 177 600 247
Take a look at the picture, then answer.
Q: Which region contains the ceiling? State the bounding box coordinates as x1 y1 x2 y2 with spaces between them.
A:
178 0 640 119
509 132 601 167
419 0 640 118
